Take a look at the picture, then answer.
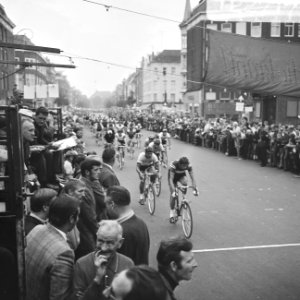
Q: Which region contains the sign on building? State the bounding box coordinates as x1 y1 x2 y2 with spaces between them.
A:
207 0 300 22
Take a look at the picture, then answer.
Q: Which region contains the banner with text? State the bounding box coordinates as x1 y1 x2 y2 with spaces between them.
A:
207 0 300 22
204 30 300 98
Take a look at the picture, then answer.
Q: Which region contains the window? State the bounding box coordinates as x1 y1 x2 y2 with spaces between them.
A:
163 67 167 76
153 93 157 101
171 80 175 91
298 25 300 37
271 23 281 37
286 100 298 117
171 67 176 74
170 94 175 102
221 23 232 33
153 80 157 90
220 89 230 100
284 23 294 37
236 22 246 35
163 80 167 89
251 22 262 37
207 24 217 31
255 102 261 118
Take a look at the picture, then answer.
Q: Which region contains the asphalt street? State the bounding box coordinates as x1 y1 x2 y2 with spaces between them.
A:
83 126 300 300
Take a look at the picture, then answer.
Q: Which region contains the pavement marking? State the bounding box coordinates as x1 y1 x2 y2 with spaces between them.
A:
192 243 300 253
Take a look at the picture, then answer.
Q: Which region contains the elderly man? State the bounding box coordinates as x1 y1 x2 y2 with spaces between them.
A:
73 220 134 300
156 236 198 300
25 194 81 300
105 185 150 265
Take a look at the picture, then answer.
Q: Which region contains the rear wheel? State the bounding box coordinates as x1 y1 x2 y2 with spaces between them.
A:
181 202 193 238
147 185 156 215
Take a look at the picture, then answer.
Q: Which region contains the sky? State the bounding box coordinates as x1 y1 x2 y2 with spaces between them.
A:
1 0 199 97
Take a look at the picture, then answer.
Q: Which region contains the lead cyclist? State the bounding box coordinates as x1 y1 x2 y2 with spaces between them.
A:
168 156 198 223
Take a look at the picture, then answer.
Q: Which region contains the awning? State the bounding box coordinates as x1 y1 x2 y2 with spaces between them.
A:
204 30 300 98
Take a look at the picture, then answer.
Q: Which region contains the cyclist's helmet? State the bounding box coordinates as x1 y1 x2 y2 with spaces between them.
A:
148 135 154 141
117 128 123 133
154 138 161 145
163 128 167 132
145 146 153 153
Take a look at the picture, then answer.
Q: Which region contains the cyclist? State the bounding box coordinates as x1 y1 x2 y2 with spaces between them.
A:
168 157 197 223
159 129 171 167
148 138 165 165
116 128 126 160
127 123 137 151
104 129 115 147
115 120 124 133
136 146 160 205
159 128 171 150
135 123 142 147
144 135 155 147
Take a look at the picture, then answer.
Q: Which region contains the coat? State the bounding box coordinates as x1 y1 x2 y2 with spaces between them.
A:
25 223 74 300
98 163 120 189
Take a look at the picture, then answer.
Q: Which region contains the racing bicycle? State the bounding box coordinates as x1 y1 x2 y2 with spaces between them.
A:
171 182 198 238
116 145 126 170
142 167 157 215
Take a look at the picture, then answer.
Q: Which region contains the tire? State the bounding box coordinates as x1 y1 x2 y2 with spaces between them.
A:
147 185 156 215
181 202 193 238
155 177 161 197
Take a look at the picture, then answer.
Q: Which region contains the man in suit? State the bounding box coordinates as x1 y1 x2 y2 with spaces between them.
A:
25 188 57 235
105 185 150 265
98 147 120 190
73 220 133 300
25 194 80 300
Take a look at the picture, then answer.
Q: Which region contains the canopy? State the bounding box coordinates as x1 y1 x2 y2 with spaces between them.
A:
204 30 300 98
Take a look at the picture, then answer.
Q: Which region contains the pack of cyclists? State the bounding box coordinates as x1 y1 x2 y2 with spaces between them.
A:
89 115 198 223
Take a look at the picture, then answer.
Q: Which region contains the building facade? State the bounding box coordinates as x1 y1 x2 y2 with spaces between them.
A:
180 0 300 124
14 35 57 107
140 50 183 111
0 4 15 105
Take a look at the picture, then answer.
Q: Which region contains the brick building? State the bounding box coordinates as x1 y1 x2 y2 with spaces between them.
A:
180 0 300 124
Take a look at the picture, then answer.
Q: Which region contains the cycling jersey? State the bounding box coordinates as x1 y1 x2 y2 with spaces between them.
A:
148 142 164 154
116 133 126 145
127 129 136 139
137 152 158 171
168 160 192 183
159 132 170 145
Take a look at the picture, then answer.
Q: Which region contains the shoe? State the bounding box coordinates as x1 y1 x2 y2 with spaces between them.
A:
139 198 145 205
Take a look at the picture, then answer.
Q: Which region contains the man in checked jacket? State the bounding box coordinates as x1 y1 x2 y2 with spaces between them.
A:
25 194 80 300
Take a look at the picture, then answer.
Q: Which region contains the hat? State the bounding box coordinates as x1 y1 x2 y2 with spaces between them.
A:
65 150 78 157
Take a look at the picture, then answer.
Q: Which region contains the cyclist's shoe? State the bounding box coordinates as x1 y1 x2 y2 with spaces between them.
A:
169 209 177 223
169 216 176 224
139 199 145 205
139 195 145 205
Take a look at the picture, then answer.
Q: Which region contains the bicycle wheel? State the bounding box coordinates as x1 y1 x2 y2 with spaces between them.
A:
181 202 193 238
155 177 161 197
147 185 156 215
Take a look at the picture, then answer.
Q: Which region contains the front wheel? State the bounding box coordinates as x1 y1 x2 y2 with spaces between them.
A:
155 177 161 197
181 202 193 238
147 185 156 215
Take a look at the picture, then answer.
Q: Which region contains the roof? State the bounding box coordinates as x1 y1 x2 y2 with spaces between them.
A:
152 50 181 64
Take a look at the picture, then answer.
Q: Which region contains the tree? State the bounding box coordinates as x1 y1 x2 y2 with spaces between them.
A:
55 72 71 107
